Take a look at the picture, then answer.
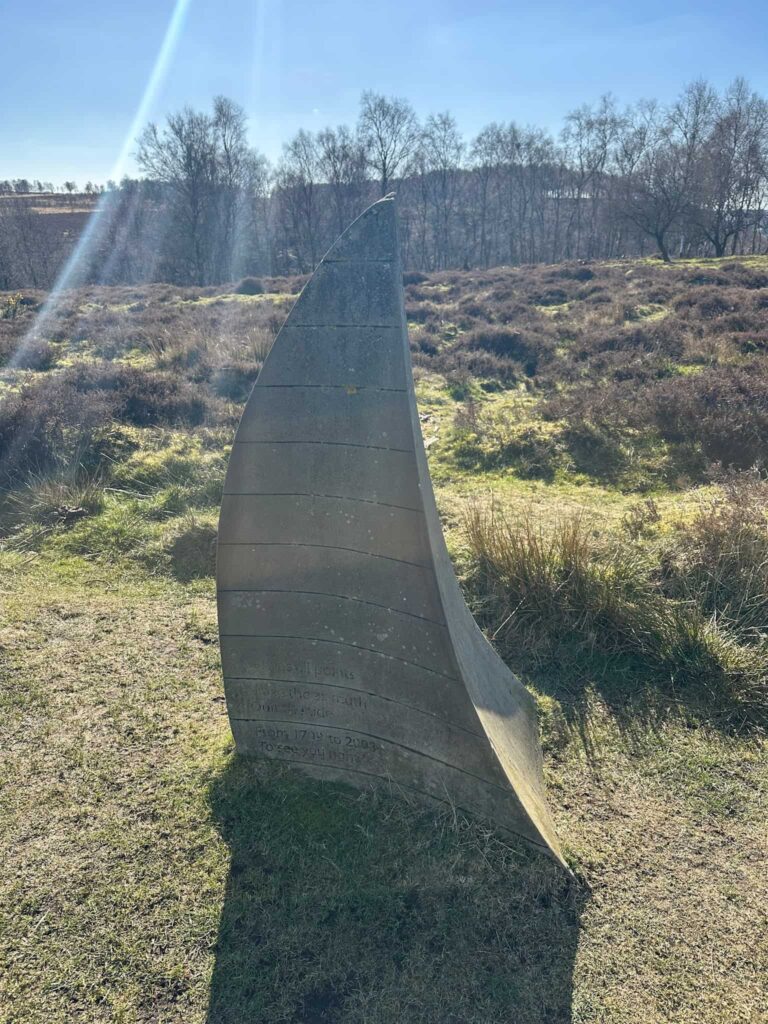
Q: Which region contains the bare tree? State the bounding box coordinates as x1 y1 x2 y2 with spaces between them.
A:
138 107 217 282
316 125 371 237
614 83 716 260
137 97 268 283
275 130 323 272
469 123 505 267
692 79 768 256
420 112 465 269
358 91 419 195
0 195 61 287
561 95 620 257
7 80 768 287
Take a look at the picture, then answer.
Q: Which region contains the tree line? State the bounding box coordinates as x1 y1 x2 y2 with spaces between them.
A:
3 79 768 289
0 180 107 195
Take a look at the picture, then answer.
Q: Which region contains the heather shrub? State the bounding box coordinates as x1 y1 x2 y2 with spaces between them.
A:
456 297 488 320
492 300 535 326
234 276 264 295
674 287 738 318
0 363 206 489
410 335 439 359
9 338 58 371
402 271 428 286
649 365 768 467
58 362 207 427
576 284 612 303
721 262 768 289
551 264 595 282
0 382 115 487
435 346 522 385
406 301 441 324
738 333 768 354
686 269 730 287
560 419 628 481
709 310 761 335
0 308 39 365
466 326 552 375
586 321 685 360
530 287 568 307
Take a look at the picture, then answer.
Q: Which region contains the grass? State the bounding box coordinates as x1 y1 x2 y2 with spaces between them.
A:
1 255 768 1022
463 505 767 724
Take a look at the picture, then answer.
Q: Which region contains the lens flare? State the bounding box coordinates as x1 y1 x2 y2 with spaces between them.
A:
10 0 193 370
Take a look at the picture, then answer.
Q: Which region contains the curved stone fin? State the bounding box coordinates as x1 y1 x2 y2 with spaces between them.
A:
217 195 566 867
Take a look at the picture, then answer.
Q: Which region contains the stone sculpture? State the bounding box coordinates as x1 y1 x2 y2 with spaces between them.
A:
217 196 565 865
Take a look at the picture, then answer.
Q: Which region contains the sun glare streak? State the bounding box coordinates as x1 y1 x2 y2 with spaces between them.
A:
10 0 194 369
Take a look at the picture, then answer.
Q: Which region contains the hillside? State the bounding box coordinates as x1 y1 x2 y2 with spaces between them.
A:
1 257 767 1023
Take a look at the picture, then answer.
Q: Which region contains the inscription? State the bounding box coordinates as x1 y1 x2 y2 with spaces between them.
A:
245 691 368 721
275 659 356 682
286 685 367 708
245 723 379 768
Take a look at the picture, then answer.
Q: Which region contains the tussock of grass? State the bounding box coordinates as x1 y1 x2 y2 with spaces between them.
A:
664 471 768 642
464 506 768 725
162 515 217 580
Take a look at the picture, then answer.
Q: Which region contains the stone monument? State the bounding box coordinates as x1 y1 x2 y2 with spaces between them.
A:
217 196 565 865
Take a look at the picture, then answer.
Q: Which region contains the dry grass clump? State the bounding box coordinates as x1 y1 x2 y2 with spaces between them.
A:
664 470 768 641
0 470 106 547
163 515 217 580
464 500 768 724
451 401 563 480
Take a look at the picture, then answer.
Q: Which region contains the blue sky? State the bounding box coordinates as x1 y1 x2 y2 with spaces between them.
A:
2 0 767 185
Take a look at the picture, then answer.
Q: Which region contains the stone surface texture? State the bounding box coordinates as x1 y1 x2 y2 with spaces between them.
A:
217 196 565 864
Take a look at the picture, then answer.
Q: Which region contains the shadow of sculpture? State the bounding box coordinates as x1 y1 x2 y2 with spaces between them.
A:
207 755 586 1024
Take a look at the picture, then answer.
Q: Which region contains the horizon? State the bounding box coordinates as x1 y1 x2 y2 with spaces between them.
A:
3 0 768 185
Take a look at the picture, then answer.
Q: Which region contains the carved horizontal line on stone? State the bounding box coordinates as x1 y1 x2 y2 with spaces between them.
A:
220 492 422 513
226 676 483 737
221 633 458 681
254 385 407 393
289 324 403 330
230 717 524 804
217 541 432 570
218 589 446 625
233 440 414 454
320 258 395 263
274 320 400 326
251 757 550 851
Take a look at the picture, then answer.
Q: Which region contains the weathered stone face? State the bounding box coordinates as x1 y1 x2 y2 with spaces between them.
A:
217 196 565 865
